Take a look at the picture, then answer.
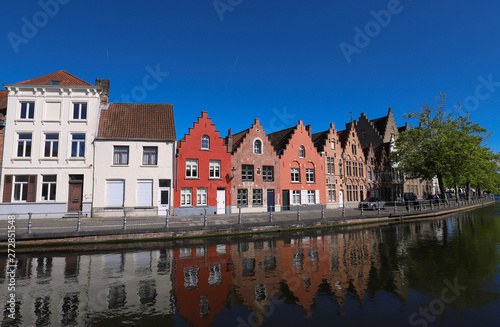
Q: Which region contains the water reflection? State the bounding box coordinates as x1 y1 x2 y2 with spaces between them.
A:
0 204 499 326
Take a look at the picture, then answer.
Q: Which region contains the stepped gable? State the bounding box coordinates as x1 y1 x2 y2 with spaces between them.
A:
14 70 93 86
229 128 250 153
311 129 329 153
267 125 297 154
98 103 176 140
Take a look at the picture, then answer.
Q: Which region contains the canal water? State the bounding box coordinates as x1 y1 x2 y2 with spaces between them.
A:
1 201 499 327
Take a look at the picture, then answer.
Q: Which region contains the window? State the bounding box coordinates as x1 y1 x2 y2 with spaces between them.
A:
253 189 263 206
113 146 129 165
327 157 334 175
328 184 336 202
307 190 315 204
291 167 300 182
347 185 352 201
299 146 305 158
71 134 85 158
209 160 221 178
137 180 153 206
142 147 157 165
291 190 301 205
181 188 192 206
106 180 124 207
41 175 56 201
242 165 254 181
262 166 274 182
360 185 364 201
352 143 357 155
186 159 198 178
353 185 358 201
368 170 372 180
353 162 358 177
362 132 366 139
13 175 29 202
253 139 262 154
73 103 87 120
197 188 207 205
20 102 34 119
306 168 315 183
346 161 352 176
331 141 335 150
237 189 248 206
44 133 59 158
201 135 210 149
359 163 364 177
17 133 32 157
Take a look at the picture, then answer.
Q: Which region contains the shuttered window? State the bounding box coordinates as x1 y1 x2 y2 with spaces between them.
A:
137 180 153 207
106 180 124 207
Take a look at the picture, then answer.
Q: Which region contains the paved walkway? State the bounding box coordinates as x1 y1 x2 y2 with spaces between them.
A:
0 199 494 244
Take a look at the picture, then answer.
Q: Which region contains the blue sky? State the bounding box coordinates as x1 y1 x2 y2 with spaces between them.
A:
2 0 499 152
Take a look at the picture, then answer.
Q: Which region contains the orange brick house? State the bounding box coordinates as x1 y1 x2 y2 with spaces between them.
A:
174 111 231 215
268 120 326 210
225 119 281 213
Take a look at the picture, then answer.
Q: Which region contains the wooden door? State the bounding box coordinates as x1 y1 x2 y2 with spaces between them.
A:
68 181 83 212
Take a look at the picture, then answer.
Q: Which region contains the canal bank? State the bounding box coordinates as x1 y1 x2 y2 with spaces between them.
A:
2 199 496 249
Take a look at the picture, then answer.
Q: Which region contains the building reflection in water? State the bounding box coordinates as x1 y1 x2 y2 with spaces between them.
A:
0 214 492 326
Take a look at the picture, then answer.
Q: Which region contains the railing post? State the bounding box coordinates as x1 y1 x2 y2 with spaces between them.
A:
165 209 169 228
361 203 364 216
204 208 207 227
123 210 127 230
76 211 81 231
342 205 346 217
377 202 381 215
297 205 301 221
269 206 273 222
407 201 410 212
321 204 325 219
238 206 242 224
27 212 33 234
394 201 397 214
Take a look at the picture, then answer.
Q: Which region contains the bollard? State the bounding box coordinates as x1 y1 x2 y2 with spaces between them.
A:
76 211 81 232
377 204 380 215
321 205 325 219
165 209 169 228
28 212 33 234
420 202 422 211
123 210 127 230
361 204 364 216
204 208 207 227
238 206 242 224
431 201 434 210
407 202 410 212
342 206 346 217
269 206 273 222
297 205 301 221
394 202 397 214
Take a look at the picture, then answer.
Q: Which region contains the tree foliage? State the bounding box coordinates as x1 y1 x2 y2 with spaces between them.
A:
392 93 499 197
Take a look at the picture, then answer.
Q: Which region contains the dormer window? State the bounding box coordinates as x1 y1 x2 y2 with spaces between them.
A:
253 139 262 154
299 146 305 158
48 80 61 85
201 135 210 150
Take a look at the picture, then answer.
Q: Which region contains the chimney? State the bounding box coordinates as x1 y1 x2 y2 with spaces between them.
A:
226 128 233 153
95 79 110 106
329 122 335 130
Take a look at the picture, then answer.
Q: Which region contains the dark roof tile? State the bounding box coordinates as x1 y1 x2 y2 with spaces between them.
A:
14 70 92 86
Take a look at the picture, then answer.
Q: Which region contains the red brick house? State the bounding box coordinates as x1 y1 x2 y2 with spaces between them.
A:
174 111 231 215
0 90 7 179
268 120 326 210
225 119 281 213
312 123 345 208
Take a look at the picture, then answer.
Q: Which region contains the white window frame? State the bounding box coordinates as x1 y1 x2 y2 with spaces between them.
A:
185 159 198 178
201 135 210 150
252 189 263 206
197 187 207 205
20 102 34 120
72 102 87 120
253 139 262 154
306 168 315 183
291 190 301 205
307 190 315 204
291 167 300 183
113 146 129 165
327 157 334 175
237 189 248 206
328 184 336 202
299 146 305 158
70 133 85 158
41 175 57 201
181 188 192 206
13 175 29 202
143 146 158 165
44 133 59 158
209 160 221 179
17 133 32 158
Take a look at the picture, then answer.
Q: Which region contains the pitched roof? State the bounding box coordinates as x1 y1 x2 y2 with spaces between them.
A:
98 103 176 140
0 90 7 110
230 128 250 153
14 70 93 86
311 130 329 153
337 129 349 148
371 116 388 137
267 126 296 153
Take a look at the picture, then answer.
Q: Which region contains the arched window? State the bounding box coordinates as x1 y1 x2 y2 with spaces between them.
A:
253 139 262 154
201 135 210 149
299 146 305 158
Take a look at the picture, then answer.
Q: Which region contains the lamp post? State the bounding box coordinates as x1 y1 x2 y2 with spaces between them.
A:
230 167 236 181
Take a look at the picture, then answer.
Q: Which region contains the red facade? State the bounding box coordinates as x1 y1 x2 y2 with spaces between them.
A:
174 111 231 215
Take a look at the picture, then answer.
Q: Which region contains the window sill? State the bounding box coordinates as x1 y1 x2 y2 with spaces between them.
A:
104 207 124 210
306 182 316 184
12 158 32 162
134 206 154 209
67 157 85 161
241 180 254 182
263 180 275 182
185 177 200 180
291 181 301 184
111 164 129 167
41 120 61 125
140 165 158 167
196 204 209 207
209 177 222 180
14 119 35 125
200 148 211 151
39 158 58 161
180 205 194 207
68 120 88 124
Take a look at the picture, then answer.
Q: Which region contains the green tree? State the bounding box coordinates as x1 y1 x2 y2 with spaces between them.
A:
392 93 499 199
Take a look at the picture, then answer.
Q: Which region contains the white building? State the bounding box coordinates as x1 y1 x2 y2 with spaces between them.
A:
0 71 104 218
92 103 176 217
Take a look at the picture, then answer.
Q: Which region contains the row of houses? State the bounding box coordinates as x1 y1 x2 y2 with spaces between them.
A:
0 71 434 218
